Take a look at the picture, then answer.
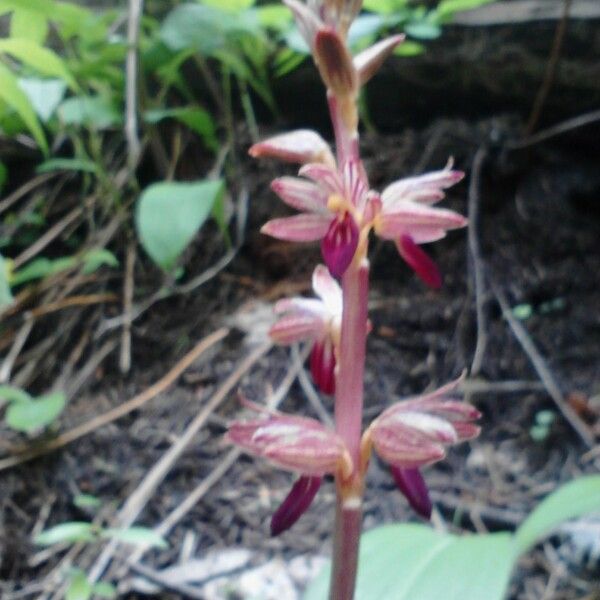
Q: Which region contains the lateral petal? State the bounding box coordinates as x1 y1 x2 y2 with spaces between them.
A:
271 177 329 213
261 214 331 241
249 129 334 166
354 35 405 86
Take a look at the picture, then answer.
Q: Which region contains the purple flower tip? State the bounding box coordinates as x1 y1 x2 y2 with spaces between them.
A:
397 234 442 289
271 476 322 536
310 339 336 395
321 212 359 278
390 466 432 520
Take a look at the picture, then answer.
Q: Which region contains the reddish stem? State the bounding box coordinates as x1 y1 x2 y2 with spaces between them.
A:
330 260 369 599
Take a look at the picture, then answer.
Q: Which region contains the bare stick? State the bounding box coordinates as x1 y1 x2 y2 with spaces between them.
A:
0 314 34 383
119 241 136 373
467 148 488 376
0 328 229 471
86 340 272 584
489 279 594 448
125 0 144 168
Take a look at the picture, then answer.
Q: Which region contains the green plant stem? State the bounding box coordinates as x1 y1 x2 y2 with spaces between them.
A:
330 260 369 599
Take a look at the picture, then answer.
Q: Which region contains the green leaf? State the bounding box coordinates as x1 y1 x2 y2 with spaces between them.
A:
305 525 514 600
65 569 92 600
82 249 119 275
362 0 408 15
0 385 32 404
437 0 495 20
10 256 77 286
256 5 292 30
514 475 600 554
11 8 48 43
0 62 47 154
512 303 532 320
34 522 96 546
200 0 255 11
144 107 217 151
18 77 66 122
0 253 14 307
58 96 121 129
36 158 98 174
135 179 224 271
404 21 442 40
394 41 425 57
73 494 102 509
6 391 66 432
92 582 117 599
102 527 168 549
0 160 7 193
0 39 76 89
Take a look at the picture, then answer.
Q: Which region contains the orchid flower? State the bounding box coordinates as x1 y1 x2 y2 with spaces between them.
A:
270 265 342 394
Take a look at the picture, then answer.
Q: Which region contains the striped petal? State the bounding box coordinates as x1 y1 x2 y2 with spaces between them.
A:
396 235 442 289
354 35 405 86
382 169 465 207
249 129 334 166
261 214 331 241
271 177 329 213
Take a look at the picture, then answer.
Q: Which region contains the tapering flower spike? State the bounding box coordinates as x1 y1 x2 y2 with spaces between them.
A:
364 375 480 479
270 265 342 394
370 163 467 287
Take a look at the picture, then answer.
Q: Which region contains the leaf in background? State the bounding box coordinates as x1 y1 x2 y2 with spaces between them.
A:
404 21 442 40
136 179 224 271
304 525 513 600
0 253 14 306
362 0 408 15
0 385 32 404
0 160 6 193
10 7 48 43
18 78 67 122
436 0 495 21
394 41 425 57
348 14 385 47
6 391 66 432
92 582 117 599
0 62 47 154
36 158 98 174
34 522 96 546
102 527 168 549
0 39 77 89
73 494 102 509
65 569 92 600
10 256 77 286
58 96 121 129
256 5 292 30
144 107 217 151
514 475 600 554
200 0 255 11
82 249 119 275
160 4 259 55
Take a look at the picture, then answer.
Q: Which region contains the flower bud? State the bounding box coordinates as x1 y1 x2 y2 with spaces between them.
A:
314 27 357 97
310 338 336 394
249 130 335 166
390 466 432 520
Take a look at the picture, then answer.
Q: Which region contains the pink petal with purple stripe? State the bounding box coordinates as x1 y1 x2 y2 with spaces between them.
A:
271 177 330 213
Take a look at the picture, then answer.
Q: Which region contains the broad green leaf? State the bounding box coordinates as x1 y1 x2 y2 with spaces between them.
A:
92 582 117 599
0 385 32 404
65 569 92 600
18 78 66 122
404 21 442 40
0 253 14 307
11 8 48 43
34 522 96 546
144 107 217 151
362 0 408 14
58 96 121 129
102 527 168 549
0 39 76 89
6 391 66 432
0 62 47 154
514 475 600 554
36 158 98 174
73 494 102 509
305 525 513 600
135 179 224 271
82 249 119 275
